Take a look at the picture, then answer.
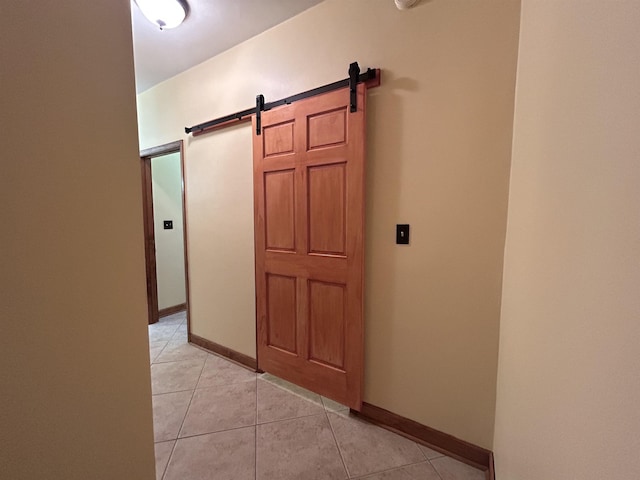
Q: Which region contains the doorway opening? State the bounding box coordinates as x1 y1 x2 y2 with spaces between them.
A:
141 140 190 329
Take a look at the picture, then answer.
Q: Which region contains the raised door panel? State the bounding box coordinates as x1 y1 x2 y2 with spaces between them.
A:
263 121 294 157
307 163 346 256
266 274 297 355
308 280 346 370
308 108 347 150
264 169 295 251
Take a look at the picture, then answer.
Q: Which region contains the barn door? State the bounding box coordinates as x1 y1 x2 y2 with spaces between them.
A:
253 84 366 410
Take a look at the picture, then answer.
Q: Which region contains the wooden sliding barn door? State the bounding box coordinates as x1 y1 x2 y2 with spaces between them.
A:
253 84 366 410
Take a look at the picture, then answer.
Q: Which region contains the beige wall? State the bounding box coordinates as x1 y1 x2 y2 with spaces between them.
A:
152 152 187 310
494 0 640 478
137 0 520 448
0 1 155 479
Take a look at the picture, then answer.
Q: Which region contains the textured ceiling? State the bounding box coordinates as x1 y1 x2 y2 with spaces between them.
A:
131 0 324 93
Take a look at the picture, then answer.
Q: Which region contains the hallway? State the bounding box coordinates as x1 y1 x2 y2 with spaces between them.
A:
149 313 485 480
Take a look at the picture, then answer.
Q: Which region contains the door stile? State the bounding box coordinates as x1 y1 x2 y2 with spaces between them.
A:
252 128 267 365
294 105 309 361
345 85 366 406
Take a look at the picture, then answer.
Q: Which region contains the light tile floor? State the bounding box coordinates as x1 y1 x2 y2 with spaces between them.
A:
150 312 485 480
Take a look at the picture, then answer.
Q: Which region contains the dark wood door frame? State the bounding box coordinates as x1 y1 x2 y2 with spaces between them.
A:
141 154 159 324
140 140 190 328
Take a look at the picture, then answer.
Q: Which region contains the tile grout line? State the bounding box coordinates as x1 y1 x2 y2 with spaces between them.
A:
156 344 206 363
152 354 206 365
194 379 256 391
204 350 255 372
173 355 208 442
176 380 331 436
427 457 445 480
161 440 177 480
148 321 182 358
326 408 444 480
151 341 170 364
169 361 257 441
154 317 191 480
195 370 257 391
157 349 446 480
256 410 326 427
258 375 324 404
417 442 429 461
150 320 184 480
170 422 258 442
150 321 182 334
416 441 450 469
152 333 451 480
325 410 351 479
153 319 201 365
414 436 447 480
152 387 199 397
320 395 350 415
350 458 446 480
169 405 327 442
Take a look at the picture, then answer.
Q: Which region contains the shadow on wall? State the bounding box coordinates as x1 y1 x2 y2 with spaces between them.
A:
364 70 418 385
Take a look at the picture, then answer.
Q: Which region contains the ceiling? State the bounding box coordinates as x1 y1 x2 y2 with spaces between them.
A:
131 0 325 93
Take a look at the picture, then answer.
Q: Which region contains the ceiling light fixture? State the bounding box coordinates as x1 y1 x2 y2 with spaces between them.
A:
395 0 420 10
135 0 189 30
